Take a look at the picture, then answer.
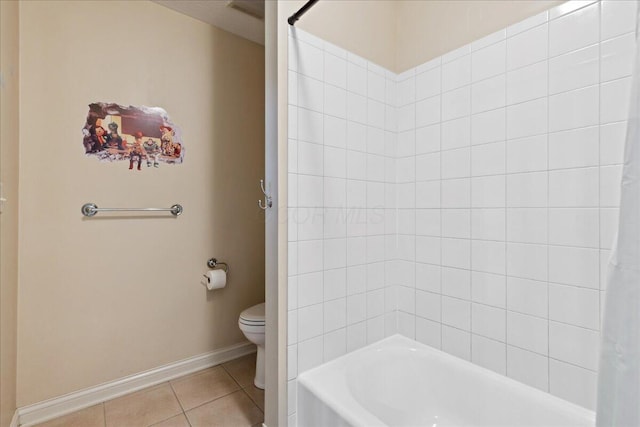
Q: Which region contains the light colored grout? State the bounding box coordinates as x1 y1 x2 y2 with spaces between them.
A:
546 10 552 392
168 381 187 414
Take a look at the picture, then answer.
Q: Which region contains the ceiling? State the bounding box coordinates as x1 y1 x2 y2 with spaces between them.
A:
153 0 265 45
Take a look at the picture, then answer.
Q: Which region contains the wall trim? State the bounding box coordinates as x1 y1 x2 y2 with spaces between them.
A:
17 341 255 427
10 410 19 427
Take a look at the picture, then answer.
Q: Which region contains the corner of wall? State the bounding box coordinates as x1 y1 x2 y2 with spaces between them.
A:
0 0 20 425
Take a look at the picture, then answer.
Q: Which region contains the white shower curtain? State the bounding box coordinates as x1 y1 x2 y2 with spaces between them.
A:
596 4 640 426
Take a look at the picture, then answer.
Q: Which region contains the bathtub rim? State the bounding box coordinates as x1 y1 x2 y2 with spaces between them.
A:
297 334 596 426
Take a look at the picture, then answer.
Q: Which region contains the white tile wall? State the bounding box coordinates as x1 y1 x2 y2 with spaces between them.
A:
287 27 399 423
288 0 634 418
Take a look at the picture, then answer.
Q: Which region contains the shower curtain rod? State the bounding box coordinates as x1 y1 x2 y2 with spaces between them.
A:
288 0 319 25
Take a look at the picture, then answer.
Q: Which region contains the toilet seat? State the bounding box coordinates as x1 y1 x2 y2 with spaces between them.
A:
239 303 265 326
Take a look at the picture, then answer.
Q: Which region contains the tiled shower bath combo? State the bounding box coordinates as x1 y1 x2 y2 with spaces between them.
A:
286 0 635 424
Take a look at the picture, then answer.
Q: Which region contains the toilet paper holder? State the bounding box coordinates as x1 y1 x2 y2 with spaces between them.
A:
207 258 229 273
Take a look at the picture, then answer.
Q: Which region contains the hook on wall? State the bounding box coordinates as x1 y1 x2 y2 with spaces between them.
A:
258 179 272 210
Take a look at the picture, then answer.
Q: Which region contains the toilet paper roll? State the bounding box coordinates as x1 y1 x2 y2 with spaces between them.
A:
203 269 227 291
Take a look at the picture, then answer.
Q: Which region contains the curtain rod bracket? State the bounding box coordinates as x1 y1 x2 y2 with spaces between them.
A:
287 0 319 26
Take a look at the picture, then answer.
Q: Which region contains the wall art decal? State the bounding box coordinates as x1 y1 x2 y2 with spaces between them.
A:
82 102 184 169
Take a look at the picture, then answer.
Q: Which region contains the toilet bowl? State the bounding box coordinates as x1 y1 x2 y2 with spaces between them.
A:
238 302 265 389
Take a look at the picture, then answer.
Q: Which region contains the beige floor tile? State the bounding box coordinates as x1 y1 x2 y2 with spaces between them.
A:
170 366 240 411
243 386 264 412
149 413 190 427
33 404 104 427
185 391 263 427
104 383 182 427
222 353 256 388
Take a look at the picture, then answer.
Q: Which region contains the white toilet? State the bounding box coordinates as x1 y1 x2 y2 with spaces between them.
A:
238 302 265 389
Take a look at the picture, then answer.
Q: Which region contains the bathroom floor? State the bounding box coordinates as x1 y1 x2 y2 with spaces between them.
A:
32 353 263 427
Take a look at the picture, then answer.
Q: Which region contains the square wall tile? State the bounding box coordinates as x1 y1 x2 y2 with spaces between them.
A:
416 290 441 322
471 142 506 176
507 61 548 105
549 321 600 370
471 240 506 275
442 326 471 360
441 266 471 300
506 276 548 318
601 77 632 124
548 126 599 169
472 108 506 145
548 245 599 289
548 44 599 95
548 208 599 248
507 134 548 173
472 41 506 82
416 262 442 293
506 172 548 208
507 345 549 391
472 271 506 308
416 96 442 128
472 303 506 342
442 296 471 330
442 55 471 91
472 175 505 208
549 168 599 207
601 32 635 82
442 209 471 239
442 117 471 150
471 208 506 241
549 284 600 330
442 238 471 269
506 243 548 282
507 208 547 245
416 317 442 349
601 0 637 41
416 67 441 100
550 359 597 410
472 335 506 375
507 98 548 140
506 311 548 355
549 2 599 57
471 74 506 114
549 85 599 133
441 86 471 122
507 24 548 70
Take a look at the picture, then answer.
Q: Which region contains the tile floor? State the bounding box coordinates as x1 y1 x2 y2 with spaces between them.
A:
32 353 264 427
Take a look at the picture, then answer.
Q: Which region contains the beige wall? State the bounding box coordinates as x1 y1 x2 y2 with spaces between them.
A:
1 1 20 424
17 0 264 406
283 0 563 72
395 0 563 71
282 0 397 71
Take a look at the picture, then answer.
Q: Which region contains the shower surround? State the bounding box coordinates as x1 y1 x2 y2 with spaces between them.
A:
287 0 635 424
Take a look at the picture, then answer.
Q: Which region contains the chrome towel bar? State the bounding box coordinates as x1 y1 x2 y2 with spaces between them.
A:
81 203 183 217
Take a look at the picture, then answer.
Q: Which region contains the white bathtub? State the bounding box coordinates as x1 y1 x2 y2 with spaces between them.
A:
297 335 595 427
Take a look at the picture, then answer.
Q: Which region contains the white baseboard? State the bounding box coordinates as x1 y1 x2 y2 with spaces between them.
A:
17 341 255 427
9 410 19 427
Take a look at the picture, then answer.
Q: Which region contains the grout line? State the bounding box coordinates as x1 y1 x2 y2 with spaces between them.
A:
504 46 509 376
439 59 444 351
241 387 265 414
320 45 328 364
597 0 603 332
168 381 186 414
469 52 475 363
103 402 107 427
546 13 552 392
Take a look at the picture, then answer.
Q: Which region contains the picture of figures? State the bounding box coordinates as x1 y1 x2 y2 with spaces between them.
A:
82 102 184 169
